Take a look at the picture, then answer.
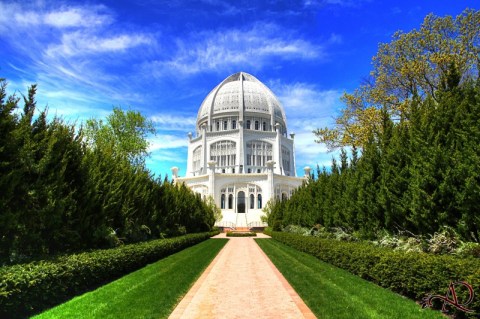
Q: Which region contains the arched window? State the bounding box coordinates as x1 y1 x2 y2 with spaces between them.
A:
210 141 236 170
228 194 233 209
232 120 236 129
246 141 272 169
255 121 259 130
250 194 254 209
192 146 202 174
246 120 251 129
282 192 288 201
216 122 220 131
237 191 245 213
221 194 225 209
257 194 262 209
263 122 267 131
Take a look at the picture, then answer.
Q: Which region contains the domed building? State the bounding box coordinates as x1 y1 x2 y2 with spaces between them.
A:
172 72 309 229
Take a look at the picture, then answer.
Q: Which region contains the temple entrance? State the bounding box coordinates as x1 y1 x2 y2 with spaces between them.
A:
237 191 245 213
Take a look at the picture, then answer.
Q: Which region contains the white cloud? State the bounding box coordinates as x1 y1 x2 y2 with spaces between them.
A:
151 114 197 131
328 33 343 44
148 134 188 151
149 149 187 163
151 23 323 76
146 138 187 177
4 4 111 29
14 10 42 26
1 2 154 116
270 81 344 166
46 32 152 57
44 7 111 28
272 82 342 129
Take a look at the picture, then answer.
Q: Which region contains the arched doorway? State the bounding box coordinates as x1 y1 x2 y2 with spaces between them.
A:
237 191 245 213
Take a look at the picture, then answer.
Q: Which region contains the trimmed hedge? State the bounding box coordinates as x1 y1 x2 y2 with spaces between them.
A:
269 231 480 317
0 231 219 318
226 231 257 237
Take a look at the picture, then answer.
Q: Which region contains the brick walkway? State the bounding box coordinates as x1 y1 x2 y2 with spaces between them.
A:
169 233 316 319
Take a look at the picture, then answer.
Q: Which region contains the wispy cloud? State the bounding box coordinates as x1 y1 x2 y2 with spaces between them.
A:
1 2 154 119
151 114 197 132
272 82 341 129
44 7 112 28
304 0 369 7
149 149 187 163
148 23 323 76
45 32 152 57
148 134 188 151
271 81 343 167
9 6 113 29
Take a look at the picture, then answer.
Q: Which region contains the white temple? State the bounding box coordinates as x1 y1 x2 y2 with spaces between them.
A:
172 72 310 228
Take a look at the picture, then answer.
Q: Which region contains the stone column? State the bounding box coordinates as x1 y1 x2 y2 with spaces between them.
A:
290 132 296 177
274 123 281 175
238 119 244 174
201 124 207 175
267 160 275 201
208 161 216 197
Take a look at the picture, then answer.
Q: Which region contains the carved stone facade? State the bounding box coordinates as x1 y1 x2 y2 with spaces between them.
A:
172 72 308 228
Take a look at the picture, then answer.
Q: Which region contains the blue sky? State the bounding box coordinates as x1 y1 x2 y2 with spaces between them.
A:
1 1 477 178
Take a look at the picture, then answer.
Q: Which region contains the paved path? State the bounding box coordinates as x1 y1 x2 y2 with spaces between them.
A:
169 233 316 319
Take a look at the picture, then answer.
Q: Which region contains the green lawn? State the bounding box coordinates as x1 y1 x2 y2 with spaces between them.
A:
256 238 445 319
34 238 228 319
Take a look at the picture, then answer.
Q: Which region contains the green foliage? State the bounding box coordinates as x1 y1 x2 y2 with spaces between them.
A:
257 239 445 319
206 195 222 222
0 232 218 318
269 79 480 242
282 224 311 236
263 227 273 236
226 231 257 237
314 8 480 149
83 107 155 167
0 78 217 264
32 238 227 319
304 10 480 245
269 231 480 317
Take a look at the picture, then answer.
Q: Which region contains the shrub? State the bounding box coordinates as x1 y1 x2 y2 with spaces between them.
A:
226 232 257 237
269 231 480 317
427 226 461 255
457 242 480 258
0 231 218 318
263 227 273 236
282 225 310 235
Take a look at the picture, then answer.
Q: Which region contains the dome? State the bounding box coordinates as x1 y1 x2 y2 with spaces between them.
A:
196 72 286 131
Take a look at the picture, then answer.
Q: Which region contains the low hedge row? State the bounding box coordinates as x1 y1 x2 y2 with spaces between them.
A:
269 231 480 317
0 231 219 318
226 231 257 237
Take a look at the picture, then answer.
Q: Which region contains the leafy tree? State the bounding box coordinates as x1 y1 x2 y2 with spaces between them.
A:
84 107 155 167
206 196 223 222
314 8 480 149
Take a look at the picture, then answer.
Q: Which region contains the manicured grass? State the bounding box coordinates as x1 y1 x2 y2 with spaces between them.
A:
34 239 228 319
256 239 445 319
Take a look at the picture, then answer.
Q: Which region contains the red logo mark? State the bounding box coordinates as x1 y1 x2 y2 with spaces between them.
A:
422 281 475 313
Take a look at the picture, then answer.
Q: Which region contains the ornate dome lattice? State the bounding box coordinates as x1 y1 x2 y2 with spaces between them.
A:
196 72 286 131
